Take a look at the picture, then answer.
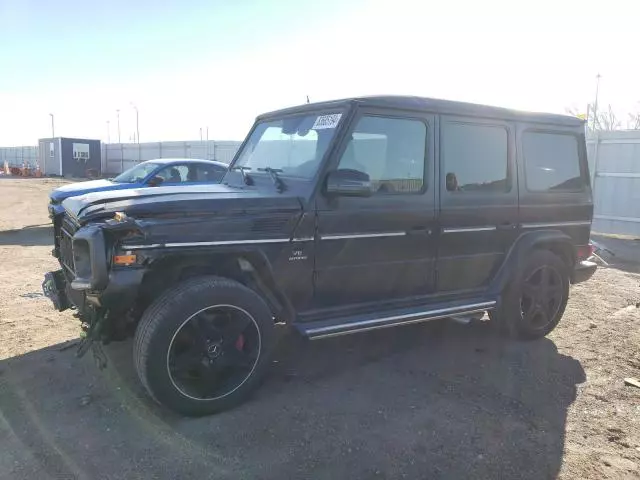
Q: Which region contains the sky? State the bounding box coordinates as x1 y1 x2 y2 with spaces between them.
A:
1 0 639 146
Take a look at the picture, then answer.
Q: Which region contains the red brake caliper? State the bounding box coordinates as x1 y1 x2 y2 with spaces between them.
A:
235 334 245 351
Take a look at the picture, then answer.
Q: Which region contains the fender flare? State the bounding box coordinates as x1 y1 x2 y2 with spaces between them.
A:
145 246 296 323
488 230 575 296
235 249 296 324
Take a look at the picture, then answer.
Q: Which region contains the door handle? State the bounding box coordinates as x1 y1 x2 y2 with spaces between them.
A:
407 227 432 235
496 223 517 231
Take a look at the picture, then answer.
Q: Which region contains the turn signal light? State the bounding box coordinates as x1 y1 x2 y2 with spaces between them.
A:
113 254 137 266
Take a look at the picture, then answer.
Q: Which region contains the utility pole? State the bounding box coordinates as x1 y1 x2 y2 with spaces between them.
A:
49 113 55 139
591 73 603 199
592 73 601 131
130 102 140 144
130 102 140 163
116 109 121 143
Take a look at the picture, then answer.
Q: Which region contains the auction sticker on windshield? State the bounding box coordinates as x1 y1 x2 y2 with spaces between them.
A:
312 114 342 130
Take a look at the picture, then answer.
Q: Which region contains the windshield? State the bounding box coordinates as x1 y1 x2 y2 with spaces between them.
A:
112 162 160 183
233 112 343 179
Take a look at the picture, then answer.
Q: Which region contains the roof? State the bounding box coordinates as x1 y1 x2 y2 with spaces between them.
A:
142 158 227 167
258 95 583 127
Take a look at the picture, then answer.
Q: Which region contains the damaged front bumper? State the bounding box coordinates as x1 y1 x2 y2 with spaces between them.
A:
42 269 107 364
42 270 72 312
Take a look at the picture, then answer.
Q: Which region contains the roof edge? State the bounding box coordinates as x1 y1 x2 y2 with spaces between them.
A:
256 95 583 127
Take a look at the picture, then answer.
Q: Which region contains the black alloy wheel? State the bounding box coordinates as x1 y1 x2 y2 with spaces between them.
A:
167 305 261 401
134 276 276 416
520 265 564 332
490 249 570 340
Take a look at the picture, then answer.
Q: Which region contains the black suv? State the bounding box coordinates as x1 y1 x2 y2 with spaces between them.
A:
43 96 596 416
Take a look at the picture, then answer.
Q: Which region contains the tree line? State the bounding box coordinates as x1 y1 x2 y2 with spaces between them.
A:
566 103 640 131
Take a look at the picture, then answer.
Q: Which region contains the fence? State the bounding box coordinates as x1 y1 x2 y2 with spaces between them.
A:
0 140 241 173
588 130 640 237
0 146 39 167
101 140 241 174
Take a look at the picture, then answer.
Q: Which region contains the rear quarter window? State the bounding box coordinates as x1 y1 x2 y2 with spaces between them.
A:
523 132 583 192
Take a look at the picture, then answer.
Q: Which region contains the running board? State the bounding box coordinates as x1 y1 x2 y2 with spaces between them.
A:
296 300 497 340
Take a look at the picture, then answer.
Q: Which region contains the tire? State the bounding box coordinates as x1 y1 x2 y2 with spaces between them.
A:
491 249 569 340
133 276 276 416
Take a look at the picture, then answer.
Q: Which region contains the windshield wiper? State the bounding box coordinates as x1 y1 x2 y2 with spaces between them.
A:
258 167 286 193
230 166 254 186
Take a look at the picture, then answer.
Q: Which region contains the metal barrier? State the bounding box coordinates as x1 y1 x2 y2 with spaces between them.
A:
588 131 640 237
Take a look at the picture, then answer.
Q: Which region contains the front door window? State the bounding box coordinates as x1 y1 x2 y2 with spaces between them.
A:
337 115 426 194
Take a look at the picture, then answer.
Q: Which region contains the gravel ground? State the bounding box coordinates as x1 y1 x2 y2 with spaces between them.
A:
0 177 638 479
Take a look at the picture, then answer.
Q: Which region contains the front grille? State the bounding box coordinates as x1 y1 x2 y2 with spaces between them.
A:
58 217 78 275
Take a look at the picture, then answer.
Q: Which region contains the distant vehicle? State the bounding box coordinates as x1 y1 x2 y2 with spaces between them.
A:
48 158 228 217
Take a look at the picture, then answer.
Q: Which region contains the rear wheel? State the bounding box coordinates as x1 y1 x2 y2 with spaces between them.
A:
133 276 275 416
492 250 569 340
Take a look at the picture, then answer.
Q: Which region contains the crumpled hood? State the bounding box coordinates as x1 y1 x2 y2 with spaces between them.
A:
50 179 130 202
62 182 302 223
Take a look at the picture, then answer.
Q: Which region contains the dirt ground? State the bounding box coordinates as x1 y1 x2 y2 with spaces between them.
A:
0 177 638 480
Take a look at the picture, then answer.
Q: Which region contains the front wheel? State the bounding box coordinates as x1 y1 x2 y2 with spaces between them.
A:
133 276 276 416
492 249 569 340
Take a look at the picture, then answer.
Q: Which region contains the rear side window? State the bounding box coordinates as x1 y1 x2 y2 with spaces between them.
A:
523 132 583 192
442 122 509 193
194 164 226 182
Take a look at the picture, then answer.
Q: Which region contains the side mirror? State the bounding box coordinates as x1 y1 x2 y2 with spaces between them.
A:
147 176 163 187
326 169 372 197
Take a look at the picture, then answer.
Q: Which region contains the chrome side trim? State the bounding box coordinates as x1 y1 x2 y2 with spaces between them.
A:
165 238 290 248
521 221 591 229
306 301 496 339
443 226 496 233
321 232 406 240
123 238 290 250
122 243 164 250
123 232 408 249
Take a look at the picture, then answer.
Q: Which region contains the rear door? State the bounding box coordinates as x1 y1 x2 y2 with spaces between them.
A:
437 116 519 292
312 109 437 308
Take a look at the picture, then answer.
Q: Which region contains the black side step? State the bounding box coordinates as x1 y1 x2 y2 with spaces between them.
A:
296 299 496 340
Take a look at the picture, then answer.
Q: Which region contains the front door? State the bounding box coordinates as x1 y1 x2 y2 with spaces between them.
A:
312 110 437 309
436 116 519 293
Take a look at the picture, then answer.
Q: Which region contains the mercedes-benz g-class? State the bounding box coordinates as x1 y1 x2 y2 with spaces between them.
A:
43 96 596 416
